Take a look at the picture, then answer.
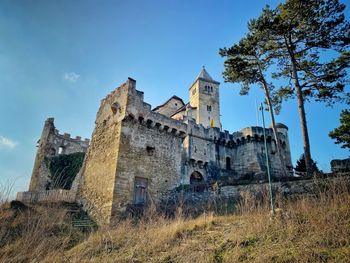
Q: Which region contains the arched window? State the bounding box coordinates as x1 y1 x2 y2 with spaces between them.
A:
226 157 231 170
211 86 213 92
190 171 205 192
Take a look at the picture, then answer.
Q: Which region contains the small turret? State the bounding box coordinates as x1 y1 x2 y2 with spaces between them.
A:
270 122 293 172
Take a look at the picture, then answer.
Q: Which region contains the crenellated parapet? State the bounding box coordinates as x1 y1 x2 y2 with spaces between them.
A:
135 111 187 139
41 118 89 156
213 126 289 149
107 78 189 139
52 128 90 149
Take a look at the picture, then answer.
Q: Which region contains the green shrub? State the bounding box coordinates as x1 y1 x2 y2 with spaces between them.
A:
46 152 85 190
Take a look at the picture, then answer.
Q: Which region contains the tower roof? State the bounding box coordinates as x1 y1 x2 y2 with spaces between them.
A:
196 67 214 81
190 67 220 89
269 123 289 130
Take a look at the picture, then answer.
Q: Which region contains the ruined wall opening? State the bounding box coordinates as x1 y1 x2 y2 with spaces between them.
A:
226 157 231 170
58 146 65 155
190 171 205 192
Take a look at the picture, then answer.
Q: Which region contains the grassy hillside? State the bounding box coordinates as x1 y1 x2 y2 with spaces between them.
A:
1 178 350 263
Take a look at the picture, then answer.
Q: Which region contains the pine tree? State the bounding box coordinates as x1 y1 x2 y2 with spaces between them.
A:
295 154 319 175
219 34 289 177
249 0 350 176
329 109 350 148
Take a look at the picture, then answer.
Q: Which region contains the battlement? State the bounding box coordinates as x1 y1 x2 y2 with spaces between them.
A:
182 119 289 149
214 126 288 148
51 126 90 147
129 110 187 138
102 78 189 138
100 77 136 104
117 78 290 149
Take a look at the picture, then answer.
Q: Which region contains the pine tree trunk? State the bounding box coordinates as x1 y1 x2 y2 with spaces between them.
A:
284 35 313 177
261 81 289 178
290 56 313 176
294 82 313 176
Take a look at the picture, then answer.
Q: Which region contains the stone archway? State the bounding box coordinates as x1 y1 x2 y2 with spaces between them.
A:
190 171 205 192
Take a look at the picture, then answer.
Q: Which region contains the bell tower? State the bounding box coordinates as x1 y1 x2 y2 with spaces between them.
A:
189 67 221 129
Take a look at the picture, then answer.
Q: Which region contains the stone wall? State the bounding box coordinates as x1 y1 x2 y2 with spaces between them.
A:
77 79 132 225
29 118 89 192
331 157 350 173
16 189 76 203
77 78 190 224
159 176 350 216
183 120 293 182
111 117 185 218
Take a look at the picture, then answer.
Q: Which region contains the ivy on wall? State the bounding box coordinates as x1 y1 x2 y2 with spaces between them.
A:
45 152 85 190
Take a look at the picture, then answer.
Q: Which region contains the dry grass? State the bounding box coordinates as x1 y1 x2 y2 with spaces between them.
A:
1 177 350 263
0 203 85 263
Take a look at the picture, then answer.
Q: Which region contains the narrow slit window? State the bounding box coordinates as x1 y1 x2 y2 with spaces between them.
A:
226 157 231 170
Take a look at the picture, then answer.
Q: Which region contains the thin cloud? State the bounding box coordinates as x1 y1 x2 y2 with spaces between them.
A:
63 72 80 82
0 136 18 149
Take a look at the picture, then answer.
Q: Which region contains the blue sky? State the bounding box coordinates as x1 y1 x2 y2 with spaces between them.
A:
0 0 349 195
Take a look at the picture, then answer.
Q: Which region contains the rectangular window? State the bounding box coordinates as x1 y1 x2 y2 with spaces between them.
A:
207 105 212 111
146 146 155 156
134 177 148 205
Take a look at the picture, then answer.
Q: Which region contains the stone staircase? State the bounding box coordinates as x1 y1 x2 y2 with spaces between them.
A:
63 202 97 229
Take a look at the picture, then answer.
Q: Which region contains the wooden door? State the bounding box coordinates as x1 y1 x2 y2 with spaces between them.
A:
134 177 148 205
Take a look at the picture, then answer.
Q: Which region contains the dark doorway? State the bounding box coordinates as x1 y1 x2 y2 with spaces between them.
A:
134 177 148 205
226 157 231 170
190 171 205 192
